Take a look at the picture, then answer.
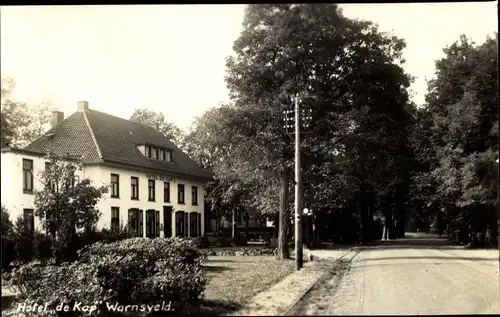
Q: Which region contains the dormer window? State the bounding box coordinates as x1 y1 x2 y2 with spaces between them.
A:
139 144 172 162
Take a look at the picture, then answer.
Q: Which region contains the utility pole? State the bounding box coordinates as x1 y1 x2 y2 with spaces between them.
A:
283 94 312 271
294 93 303 271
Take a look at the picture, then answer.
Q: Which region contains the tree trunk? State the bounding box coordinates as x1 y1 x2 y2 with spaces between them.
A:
390 209 397 240
231 209 235 239
277 167 290 260
367 206 373 241
359 197 364 244
398 208 406 238
310 212 320 248
359 185 371 244
214 205 219 237
383 209 393 240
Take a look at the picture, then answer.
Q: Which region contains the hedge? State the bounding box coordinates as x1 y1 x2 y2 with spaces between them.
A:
200 247 278 257
5 237 208 317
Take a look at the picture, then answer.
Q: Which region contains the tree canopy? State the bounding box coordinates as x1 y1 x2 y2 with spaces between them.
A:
130 108 187 150
1 75 56 148
422 34 498 238
185 4 416 249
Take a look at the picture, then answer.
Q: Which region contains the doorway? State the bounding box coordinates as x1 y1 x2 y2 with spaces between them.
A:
146 209 159 238
164 206 173 238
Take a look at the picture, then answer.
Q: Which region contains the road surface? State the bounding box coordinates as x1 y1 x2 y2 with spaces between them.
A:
301 234 500 315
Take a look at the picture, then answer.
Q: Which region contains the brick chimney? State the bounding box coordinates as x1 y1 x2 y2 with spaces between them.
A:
51 111 64 127
78 101 89 112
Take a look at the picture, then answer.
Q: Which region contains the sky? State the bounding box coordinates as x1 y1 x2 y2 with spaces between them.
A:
1 3 498 131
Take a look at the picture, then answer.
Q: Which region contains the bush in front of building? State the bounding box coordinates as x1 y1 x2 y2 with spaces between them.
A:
33 231 54 264
5 260 112 317
1 207 16 271
3 224 137 271
6 237 208 316
79 237 208 306
186 235 211 248
12 216 35 265
75 225 137 249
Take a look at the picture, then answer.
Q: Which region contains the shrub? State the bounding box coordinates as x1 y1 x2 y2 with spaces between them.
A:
33 231 54 264
79 238 208 306
201 247 277 257
6 237 208 317
1 207 15 271
186 235 211 249
71 226 138 256
1 234 15 271
1 205 13 234
234 233 248 246
215 236 235 247
7 261 111 317
12 216 34 264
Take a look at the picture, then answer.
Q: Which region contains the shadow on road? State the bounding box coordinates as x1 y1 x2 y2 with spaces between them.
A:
370 243 492 251
368 232 499 252
358 256 498 262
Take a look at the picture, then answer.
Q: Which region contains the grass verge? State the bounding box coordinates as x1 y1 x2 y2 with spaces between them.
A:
184 255 295 316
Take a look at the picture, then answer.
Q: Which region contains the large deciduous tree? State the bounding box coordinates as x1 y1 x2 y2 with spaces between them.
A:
426 34 498 246
185 105 253 238
217 4 413 255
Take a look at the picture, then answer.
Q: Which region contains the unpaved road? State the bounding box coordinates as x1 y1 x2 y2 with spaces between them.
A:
295 234 500 315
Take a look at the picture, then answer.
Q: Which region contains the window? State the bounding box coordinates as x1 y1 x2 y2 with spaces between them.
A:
144 145 171 162
156 210 160 238
164 182 170 203
23 209 34 235
148 179 155 201
184 213 189 237
197 213 202 237
191 186 198 205
22 159 34 194
190 213 198 237
128 209 143 237
111 174 119 198
111 207 120 231
131 177 139 200
178 184 185 204
176 211 185 237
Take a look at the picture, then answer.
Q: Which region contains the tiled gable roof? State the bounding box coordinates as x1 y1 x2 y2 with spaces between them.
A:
24 109 212 180
24 111 101 161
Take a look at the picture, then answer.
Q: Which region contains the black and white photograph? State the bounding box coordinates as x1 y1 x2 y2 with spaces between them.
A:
0 2 498 316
